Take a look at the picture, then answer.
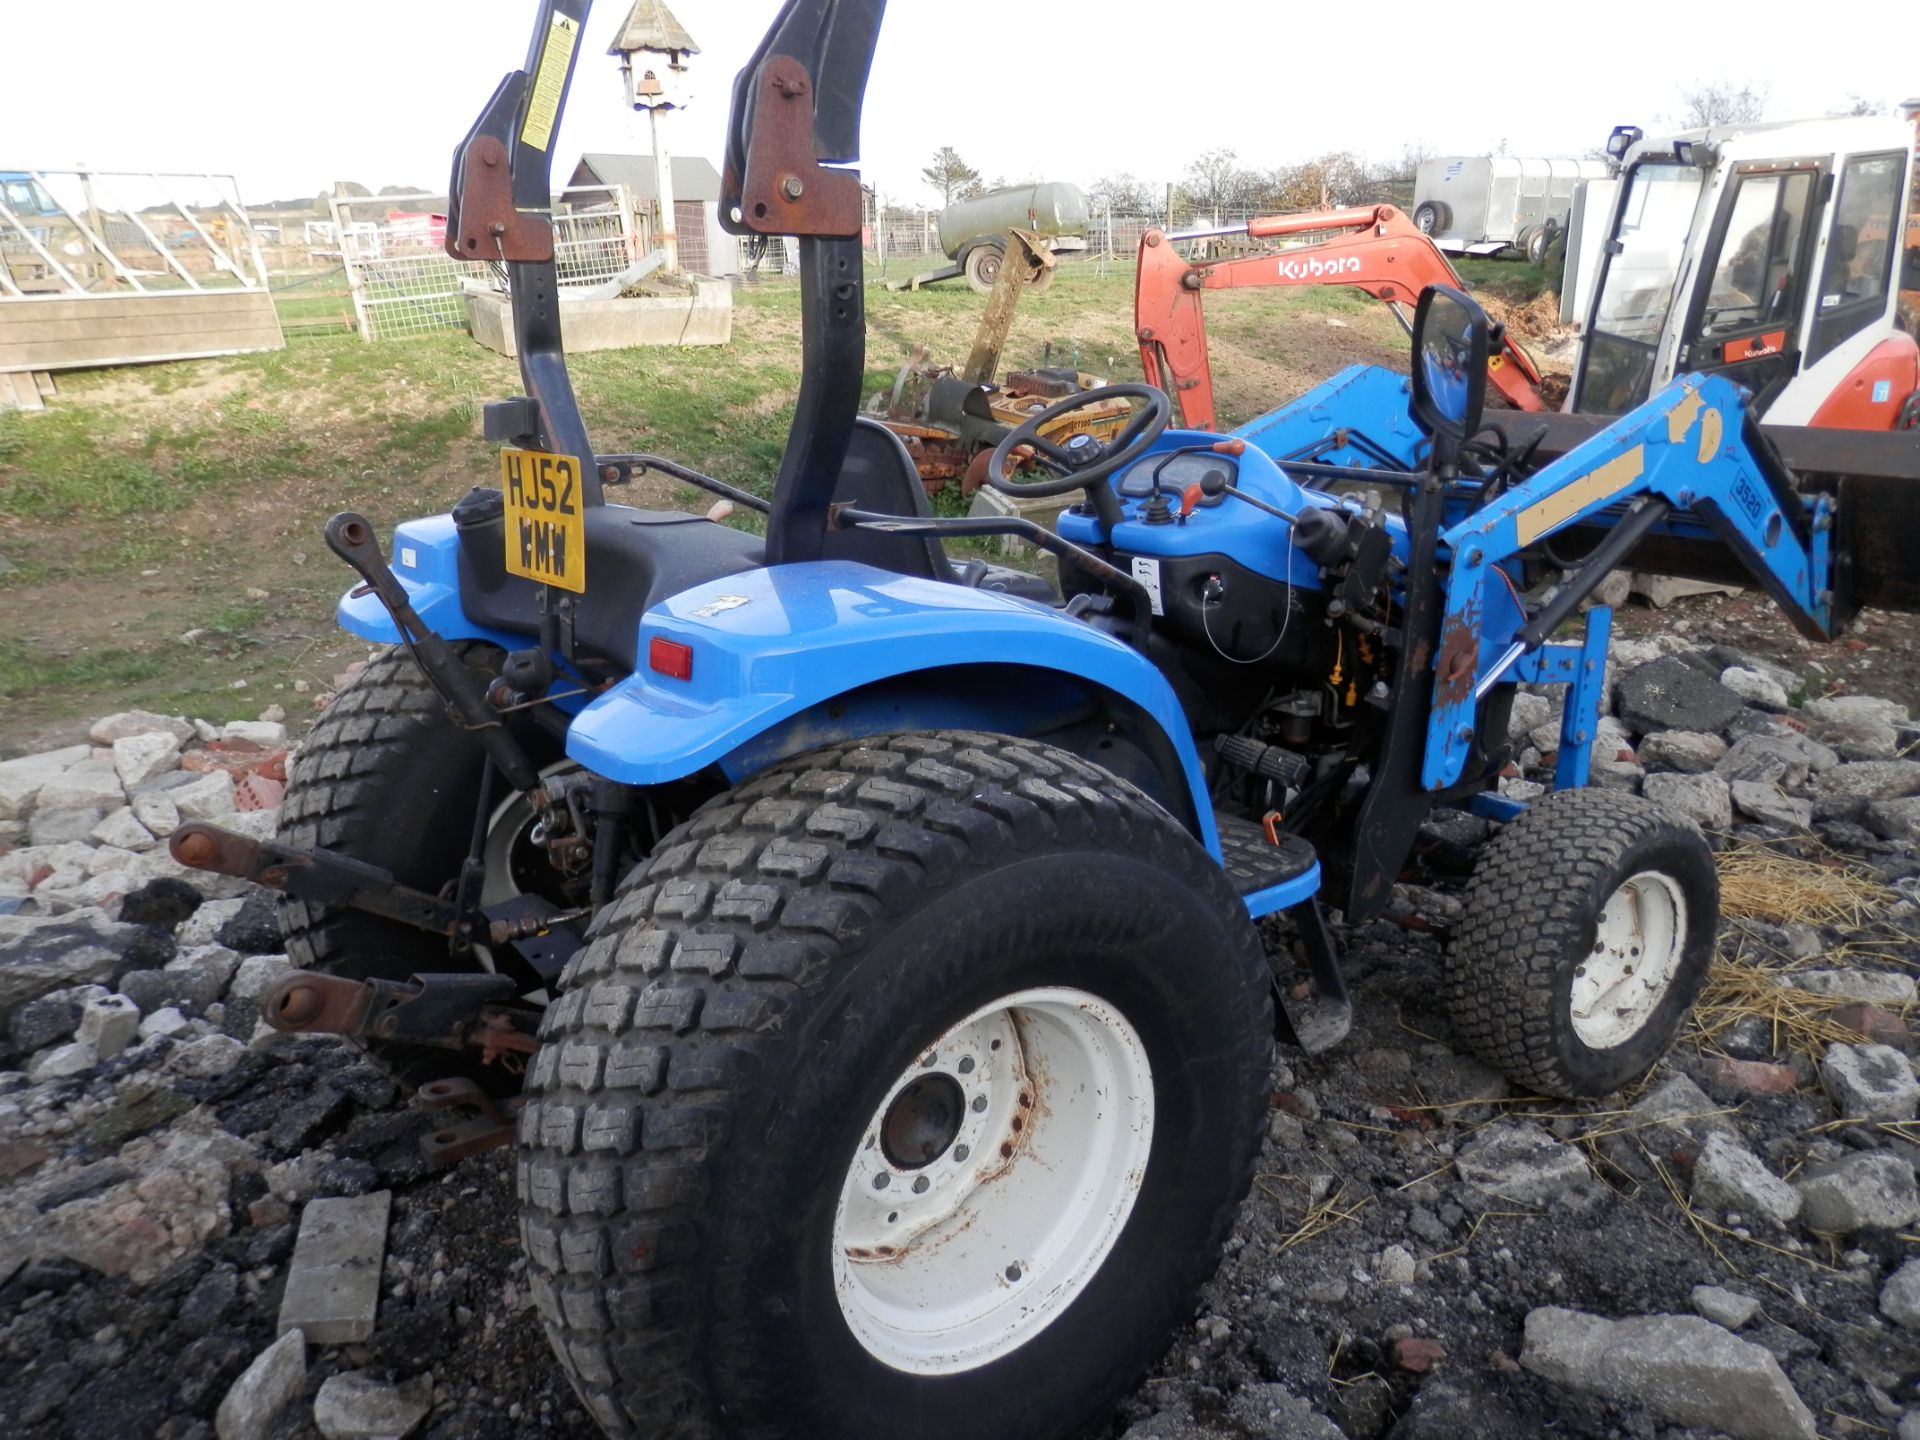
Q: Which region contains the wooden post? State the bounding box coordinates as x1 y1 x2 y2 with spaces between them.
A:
649 107 678 273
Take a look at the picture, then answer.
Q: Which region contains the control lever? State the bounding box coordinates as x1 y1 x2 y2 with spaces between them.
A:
326 512 541 793
1194 441 1301 525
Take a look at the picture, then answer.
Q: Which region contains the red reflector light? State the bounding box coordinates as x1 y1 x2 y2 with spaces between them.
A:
648 636 694 681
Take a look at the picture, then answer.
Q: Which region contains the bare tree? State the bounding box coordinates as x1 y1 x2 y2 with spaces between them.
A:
1088 173 1156 214
1181 149 1259 216
1839 94 1882 116
1680 82 1768 127
920 147 982 207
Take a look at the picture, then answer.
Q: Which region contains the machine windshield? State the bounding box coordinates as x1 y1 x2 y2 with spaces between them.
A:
1578 162 1705 413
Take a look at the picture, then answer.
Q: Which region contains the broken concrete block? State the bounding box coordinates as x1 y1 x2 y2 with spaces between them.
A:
1822 1042 1920 1122
171 770 238 821
1521 1307 1814 1440
313 1369 433 1440
112 731 183 788
216 1328 307 1440
77 993 141 1060
277 1190 392 1344
90 710 193 746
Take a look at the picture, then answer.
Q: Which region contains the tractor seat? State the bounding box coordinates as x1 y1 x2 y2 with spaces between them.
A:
451 491 765 673
827 418 1058 604
448 419 1055 673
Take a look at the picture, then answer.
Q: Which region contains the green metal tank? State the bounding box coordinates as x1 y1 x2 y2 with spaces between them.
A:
937 183 1089 260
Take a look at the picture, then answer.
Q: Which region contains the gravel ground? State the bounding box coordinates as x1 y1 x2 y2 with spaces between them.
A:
2 625 1918 1440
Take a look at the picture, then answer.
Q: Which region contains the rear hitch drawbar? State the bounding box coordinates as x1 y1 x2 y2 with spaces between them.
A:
259 968 539 1168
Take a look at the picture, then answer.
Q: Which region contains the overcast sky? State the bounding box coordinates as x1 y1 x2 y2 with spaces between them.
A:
5 1 1913 209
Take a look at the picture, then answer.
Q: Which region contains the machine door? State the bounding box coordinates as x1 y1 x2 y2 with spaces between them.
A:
1678 161 1823 405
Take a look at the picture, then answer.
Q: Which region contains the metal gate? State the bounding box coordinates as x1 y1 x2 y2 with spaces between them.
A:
672 200 708 274
330 186 648 341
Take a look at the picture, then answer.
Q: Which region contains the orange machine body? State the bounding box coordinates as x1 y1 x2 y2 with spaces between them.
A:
1134 205 1545 431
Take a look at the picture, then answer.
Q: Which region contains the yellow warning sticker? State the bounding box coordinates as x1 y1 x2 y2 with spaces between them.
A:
520 14 580 153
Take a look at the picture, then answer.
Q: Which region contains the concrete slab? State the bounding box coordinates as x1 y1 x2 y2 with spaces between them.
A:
277 1190 391 1344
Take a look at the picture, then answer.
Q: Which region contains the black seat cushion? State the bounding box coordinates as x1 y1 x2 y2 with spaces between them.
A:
452 491 763 672
450 419 1054 673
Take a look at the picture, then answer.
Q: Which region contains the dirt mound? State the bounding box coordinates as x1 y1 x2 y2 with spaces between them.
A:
1478 289 1566 343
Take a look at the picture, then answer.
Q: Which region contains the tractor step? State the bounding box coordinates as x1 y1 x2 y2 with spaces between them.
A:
1214 812 1317 900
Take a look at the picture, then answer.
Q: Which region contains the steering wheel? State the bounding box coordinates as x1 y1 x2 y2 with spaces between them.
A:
985 383 1171 498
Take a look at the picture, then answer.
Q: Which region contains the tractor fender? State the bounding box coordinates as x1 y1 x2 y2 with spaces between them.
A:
334 514 529 651
564 560 1222 855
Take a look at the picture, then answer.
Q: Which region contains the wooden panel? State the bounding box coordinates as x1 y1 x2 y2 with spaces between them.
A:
0 291 284 372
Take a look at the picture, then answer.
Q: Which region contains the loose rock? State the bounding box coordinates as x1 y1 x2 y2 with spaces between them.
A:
1692 1132 1800 1227
1790 969 1919 1007
1822 1043 1920 1121
1616 656 1747 737
1881 1260 1920 1331
1794 1152 1920 1234
1693 1285 1762 1329
1811 760 1920 822
1520 1307 1815 1440
313 1370 435 1440
1639 730 1729 774
1455 1122 1592 1202
1721 666 1789 710
1642 771 1733 830
215 1329 307 1440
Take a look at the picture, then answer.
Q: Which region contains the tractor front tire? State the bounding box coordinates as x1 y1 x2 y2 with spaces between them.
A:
518 732 1273 1440
1445 787 1718 1098
963 242 1004 294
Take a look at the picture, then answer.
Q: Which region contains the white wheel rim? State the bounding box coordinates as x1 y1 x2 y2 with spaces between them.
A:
831 986 1155 1375
1570 870 1688 1048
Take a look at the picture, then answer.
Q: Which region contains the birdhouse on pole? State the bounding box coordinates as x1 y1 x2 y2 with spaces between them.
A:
610 0 699 272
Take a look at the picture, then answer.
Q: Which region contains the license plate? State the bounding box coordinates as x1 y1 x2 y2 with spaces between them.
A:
500 448 585 593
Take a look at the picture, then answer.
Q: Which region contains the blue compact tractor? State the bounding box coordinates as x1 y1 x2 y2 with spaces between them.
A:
169 2 1920 1436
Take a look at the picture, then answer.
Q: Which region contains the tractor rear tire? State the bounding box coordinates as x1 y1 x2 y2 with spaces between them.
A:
1444 787 1717 1098
518 732 1273 1440
964 242 1004 294
276 643 559 1090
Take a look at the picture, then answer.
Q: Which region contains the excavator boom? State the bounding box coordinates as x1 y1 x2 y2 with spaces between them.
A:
1136 204 1545 429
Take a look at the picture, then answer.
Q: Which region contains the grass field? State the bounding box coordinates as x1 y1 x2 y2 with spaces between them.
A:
0 261 1417 755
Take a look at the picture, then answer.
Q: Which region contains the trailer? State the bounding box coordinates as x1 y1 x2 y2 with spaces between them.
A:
889 181 1089 293
1412 155 1610 262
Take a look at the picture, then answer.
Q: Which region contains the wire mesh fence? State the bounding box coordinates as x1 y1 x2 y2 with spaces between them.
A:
328 188 647 341
859 207 1339 283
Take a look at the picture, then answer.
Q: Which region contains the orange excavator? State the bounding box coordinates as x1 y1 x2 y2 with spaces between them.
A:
1134 204 1547 429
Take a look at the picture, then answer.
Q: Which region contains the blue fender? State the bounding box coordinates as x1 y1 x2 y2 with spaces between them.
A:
334 515 526 651
564 560 1222 854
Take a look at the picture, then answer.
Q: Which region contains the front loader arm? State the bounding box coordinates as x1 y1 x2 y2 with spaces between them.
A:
1136 204 1544 430
1422 374 1835 792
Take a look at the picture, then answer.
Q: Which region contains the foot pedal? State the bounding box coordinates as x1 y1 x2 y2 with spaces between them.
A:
1214 812 1317 895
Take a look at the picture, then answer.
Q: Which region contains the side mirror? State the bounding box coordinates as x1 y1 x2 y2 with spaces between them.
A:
1605 125 1643 161
1409 284 1493 456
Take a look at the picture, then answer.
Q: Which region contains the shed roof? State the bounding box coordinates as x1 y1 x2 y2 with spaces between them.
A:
609 0 699 56
571 153 722 204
